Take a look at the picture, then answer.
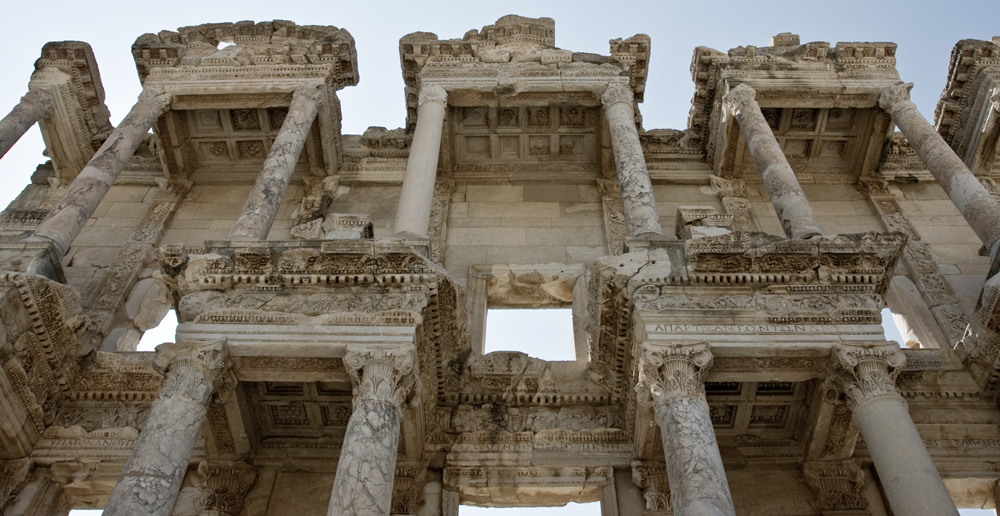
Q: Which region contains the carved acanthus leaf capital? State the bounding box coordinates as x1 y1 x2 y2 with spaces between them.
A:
20 89 55 118
602 83 634 109
130 86 173 125
878 83 914 112
722 84 757 115
830 342 905 409
292 82 325 106
802 459 868 511
637 341 713 405
418 84 448 108
344 345 417 407
153 338 232 405
198 460 257 516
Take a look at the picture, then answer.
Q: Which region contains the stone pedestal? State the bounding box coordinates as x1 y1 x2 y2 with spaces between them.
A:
30 87 171 255
602 83 662 237
880 83 1000 255
723 84 823 239
638 341 736 516
104 340 232 516
831 342 959 516
230 84 323 240
394 85 447 238
326 345 417 516
0 90 54 160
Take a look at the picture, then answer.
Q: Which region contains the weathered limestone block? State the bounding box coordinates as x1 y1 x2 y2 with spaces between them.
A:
602 82 662 237
830 342 959 516
637 341 735 516
126 276 173 331
723 84 822 239
0 90 54 160
104 340 232 516
394 85 447 238
327 344 417 516
30 86 172 255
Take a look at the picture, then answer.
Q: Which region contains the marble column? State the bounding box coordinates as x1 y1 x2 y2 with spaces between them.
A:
394 84 447 238
104 340 232 516
638 341 736 516
29 87 171 255
0 90 54 160
831 342 959 516
602 83 663 237
230 83 323 240
880 83 1000 255
723 84 823 239
327 345 416 516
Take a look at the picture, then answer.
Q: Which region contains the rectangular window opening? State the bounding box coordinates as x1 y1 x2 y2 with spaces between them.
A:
484 308 576 361
136 309 178 352
460 502 602 516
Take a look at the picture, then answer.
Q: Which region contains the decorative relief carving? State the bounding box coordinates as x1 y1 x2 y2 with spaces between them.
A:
428 178 455 263
153 339 233 406
802 459 868 512
596 178 627 255
198 460 257 516
632 461 672 512
830 343 905 409
0 459 32 512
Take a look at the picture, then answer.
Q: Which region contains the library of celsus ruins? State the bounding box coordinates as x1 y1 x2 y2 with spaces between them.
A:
3 13 1000 515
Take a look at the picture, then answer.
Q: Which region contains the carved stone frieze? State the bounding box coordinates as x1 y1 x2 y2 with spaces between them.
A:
198 460 257 516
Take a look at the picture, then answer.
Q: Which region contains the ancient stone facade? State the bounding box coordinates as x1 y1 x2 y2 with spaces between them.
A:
0 15 1000 516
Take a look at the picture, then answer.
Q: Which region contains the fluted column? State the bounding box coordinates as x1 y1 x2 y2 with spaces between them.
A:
230 83 323 240
601 83 662 237
880 83 1000 255
104 340 232 516
723 84 823 239
29 87 171 255
394 84 447 238
637 341 735 516
327 344 417 516
830 342 959 516
0 90 54 160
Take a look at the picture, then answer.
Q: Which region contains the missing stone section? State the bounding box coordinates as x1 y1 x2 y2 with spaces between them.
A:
484 308 576 361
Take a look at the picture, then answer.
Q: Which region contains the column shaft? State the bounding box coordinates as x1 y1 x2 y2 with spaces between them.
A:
30 87 171 255
639 342 735 516
602 83 662 237
833 343 959 516
230 84 323 240
724 84 822 239
327 346 416 516
0 90 54 160
393 85 447 237
881 84 1000 253
104 341 229 516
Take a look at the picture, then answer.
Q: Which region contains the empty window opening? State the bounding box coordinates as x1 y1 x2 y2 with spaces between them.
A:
880 307 909 348
484 308 575 361
136 309 178 352
461 503 602 516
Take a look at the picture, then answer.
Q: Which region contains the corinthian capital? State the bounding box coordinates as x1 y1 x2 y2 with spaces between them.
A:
722 84 757 115
602 82 634 109
292 82 325 105
418 84 448 108
198 460 257 516
20 89 55 118
878 83 914 112
344 344 417 407
153 339 232 405
830 342 905 409
637 341 713 405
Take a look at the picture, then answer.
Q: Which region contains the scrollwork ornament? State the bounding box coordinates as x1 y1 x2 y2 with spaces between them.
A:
601 82 634 109
878 83 914 112
722 83 757 114
344 345 417 407
831 343 906 409
637 342 713 406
